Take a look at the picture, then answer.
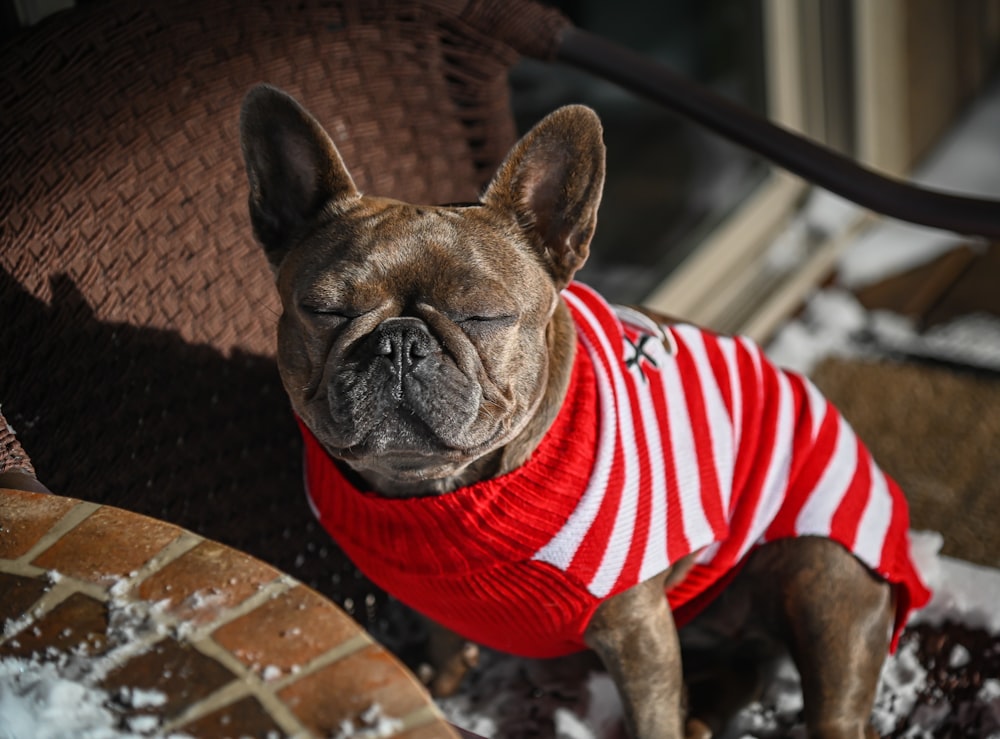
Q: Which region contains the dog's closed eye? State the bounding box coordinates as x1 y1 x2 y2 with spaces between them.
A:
299 302 366 321
450 313 517 335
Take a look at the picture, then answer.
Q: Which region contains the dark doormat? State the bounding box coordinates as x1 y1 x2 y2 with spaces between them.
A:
811 356 1000 567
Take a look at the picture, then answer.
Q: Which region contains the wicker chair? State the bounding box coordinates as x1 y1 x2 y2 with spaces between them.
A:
1 0 582 646
4 0 1000 643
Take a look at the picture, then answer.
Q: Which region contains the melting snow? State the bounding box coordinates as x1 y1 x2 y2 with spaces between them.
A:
331 703 404 739
0 572 191 739
0 655 187 739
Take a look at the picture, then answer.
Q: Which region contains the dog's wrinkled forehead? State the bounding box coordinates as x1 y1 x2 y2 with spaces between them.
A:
284 199 544 313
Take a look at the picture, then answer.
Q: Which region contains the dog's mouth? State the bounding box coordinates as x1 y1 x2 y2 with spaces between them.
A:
330 436 502 493
336 411 508 464
303 399 513 492
346 448 470 482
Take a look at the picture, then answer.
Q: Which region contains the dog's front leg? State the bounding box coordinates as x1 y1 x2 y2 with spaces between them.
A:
415 616 480 697
584 571 685 739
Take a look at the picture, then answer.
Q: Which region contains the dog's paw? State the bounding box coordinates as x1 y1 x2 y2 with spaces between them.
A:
418 641 480 697
684 717 713 739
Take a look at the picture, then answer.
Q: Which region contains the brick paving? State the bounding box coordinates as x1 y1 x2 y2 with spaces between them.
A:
0 487 459 738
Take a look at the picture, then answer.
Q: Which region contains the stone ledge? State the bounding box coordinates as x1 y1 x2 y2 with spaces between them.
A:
0 487 459 738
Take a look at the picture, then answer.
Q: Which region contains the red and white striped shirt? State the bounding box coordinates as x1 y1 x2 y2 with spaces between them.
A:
301 282 931 658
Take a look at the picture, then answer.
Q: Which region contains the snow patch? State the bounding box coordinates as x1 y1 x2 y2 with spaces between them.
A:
948 644 971 669
875 312 1000 372
765 288 871 374
261 664 283 681
331 703 404 739
580 672 623 737
0 656 189 739
436 694 498 738
553 708 595 739
0 571 200 739
980 679 1000 703
913 555 1000 635
117 687 166 711
837 224 967 291
870 639 927 735
767 281 1000 376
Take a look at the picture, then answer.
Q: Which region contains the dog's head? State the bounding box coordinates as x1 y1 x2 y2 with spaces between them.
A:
239 85 605 492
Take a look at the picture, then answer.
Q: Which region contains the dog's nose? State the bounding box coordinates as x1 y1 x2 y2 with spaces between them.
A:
375 317 433 373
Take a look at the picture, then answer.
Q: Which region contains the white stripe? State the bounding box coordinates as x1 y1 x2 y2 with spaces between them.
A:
532 330 617 570
738 363 794 561
795 414 858 536
634 339 670 582
568 296 643 598
803 377 829 440
658 343 714 554
674 326 736 517
718 336 744 460
303 452 322 519
695 541 721 565
853 457 894 568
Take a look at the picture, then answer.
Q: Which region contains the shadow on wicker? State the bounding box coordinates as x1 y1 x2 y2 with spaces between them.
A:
0 0 570 642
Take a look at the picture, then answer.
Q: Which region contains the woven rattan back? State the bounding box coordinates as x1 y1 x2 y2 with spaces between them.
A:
0 0 568 625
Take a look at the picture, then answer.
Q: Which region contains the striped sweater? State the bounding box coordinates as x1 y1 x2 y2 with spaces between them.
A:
301 282 931 659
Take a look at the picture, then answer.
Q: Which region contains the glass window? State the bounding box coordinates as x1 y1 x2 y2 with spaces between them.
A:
511 0 769 303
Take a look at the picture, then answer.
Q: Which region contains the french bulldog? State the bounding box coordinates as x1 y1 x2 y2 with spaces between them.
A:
239 84 931 738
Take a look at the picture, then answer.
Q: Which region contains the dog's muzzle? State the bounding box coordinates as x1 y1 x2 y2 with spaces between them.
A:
375 317 434 394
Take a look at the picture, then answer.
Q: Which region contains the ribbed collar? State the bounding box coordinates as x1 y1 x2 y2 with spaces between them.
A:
300 335 600 576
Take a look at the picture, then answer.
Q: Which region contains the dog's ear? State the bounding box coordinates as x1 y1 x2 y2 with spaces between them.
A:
240 84 359 266
482 105 605 288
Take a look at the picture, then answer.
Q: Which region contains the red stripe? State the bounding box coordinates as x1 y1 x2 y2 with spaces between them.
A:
877 474 930 651
728 340 761 515
877 476 907 575
829 437 872 550
703 332 735 426
764 377 838 541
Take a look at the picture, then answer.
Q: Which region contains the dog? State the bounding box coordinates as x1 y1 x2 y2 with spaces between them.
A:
239 84 931 738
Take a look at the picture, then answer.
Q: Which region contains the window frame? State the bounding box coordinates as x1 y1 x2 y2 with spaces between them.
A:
644 0 817 336
647 0 1000 341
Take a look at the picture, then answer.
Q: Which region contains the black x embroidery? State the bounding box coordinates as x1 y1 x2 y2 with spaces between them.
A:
624 334 659 379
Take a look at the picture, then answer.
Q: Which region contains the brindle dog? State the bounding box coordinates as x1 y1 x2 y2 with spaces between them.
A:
240 84 922 738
